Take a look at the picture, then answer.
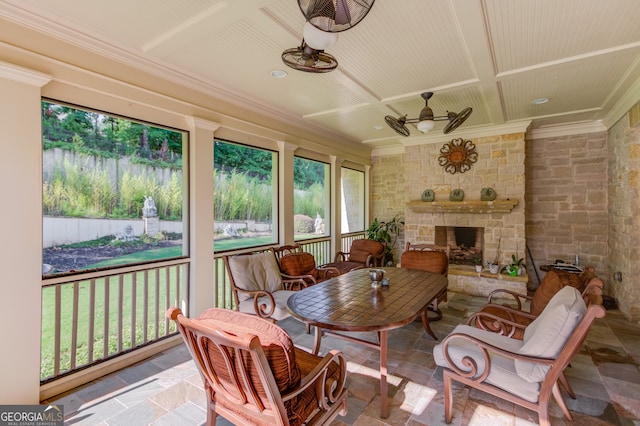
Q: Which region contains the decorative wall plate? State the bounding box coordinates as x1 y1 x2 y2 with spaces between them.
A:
449 189 464 201
481 187 497 201
421 189 435 202
438 138 478 174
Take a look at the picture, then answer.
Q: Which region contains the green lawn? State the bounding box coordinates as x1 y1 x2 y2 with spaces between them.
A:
41 245 184 379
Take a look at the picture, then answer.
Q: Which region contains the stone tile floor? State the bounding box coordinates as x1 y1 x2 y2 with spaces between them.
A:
48 292 640 425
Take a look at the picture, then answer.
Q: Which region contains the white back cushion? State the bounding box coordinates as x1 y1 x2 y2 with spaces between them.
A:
515 286 586 382
229 251 283 300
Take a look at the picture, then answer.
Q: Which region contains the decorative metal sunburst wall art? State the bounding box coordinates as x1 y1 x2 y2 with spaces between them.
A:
438 138 478 174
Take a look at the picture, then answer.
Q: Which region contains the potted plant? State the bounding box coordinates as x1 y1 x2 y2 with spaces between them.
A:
366 214 404 266
501 254 525 276
473 256 483 273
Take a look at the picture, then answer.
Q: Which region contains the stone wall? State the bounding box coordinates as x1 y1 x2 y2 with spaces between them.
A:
608 113 640 321
370 154 405 263
371 133 528 296
525 131 609 288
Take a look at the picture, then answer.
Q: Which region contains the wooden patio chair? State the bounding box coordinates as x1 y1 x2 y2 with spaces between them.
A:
434 286 605 426
400 243 450 322
322 239 385 275
167 307 348 426
403 242 450 276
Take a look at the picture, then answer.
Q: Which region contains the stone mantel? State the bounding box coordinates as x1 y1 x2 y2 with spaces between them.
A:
406 199 519 214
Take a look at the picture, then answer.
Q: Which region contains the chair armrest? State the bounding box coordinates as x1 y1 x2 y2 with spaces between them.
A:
316 266 340 280
282 274 313 288
282 350 347 409
234 288 276 319
364 254 375 267
366 252 386 267
466 310 530 338
334 251 349 262
475 303 538 321
487 288 532 309
441 332 555 382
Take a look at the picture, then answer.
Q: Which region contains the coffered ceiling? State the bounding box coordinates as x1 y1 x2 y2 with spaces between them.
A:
2 0 640 154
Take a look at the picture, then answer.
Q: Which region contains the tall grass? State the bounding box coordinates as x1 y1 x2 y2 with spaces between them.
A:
44 153 324 223
43 159 182 220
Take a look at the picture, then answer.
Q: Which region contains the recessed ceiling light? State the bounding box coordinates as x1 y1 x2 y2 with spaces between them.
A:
532 97 549 105
373 125 383 130
271 69 288 78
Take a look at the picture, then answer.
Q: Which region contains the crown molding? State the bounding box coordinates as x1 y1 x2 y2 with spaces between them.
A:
526 121 607 140
371 121 532 157
0 60 51 86
371 144 405 157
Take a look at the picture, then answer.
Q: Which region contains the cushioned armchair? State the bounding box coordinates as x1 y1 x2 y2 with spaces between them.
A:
322 239 385 275
223 251 307 322
434 286 605 426
167 307 348 426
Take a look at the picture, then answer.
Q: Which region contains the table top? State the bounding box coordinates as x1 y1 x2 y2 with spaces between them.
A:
287 267 448 332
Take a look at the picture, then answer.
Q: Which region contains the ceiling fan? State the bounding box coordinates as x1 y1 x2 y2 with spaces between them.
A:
384 92 473 136
281 40 338 73
298 0 376 33
282 0 375 73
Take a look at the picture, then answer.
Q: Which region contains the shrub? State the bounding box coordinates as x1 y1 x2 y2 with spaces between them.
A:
294 214 314 233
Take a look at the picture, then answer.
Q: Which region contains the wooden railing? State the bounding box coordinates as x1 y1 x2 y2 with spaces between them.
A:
40 258 189 383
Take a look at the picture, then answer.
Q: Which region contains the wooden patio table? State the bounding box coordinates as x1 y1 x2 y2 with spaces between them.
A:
287 267 448 419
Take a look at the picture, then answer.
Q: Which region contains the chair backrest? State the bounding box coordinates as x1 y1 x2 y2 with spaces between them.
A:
405 242 451 259
271 244 303 260
278 252 317 278
349 239 385 266
400 248 449 276
167 307 301 425
530 267 600 316
224 251 284 302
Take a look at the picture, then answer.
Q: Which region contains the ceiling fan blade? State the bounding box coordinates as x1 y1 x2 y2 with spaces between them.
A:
385 115 410 137
335 0 352 25
443 107 472 134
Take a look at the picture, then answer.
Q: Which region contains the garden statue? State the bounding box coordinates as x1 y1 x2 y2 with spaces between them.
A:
314 213 324 234
142 196 157 217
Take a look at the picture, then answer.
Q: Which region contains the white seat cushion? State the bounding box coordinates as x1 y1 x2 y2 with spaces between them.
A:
237 290 296 321
433 324 541 402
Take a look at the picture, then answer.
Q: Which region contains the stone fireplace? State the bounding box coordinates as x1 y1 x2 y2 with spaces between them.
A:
398 130 529 296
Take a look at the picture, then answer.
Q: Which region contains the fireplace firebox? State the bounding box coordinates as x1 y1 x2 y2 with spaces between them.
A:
435 226 484 265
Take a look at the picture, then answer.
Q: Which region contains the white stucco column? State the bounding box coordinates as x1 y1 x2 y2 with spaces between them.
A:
278 141 298 245
187 117 219 316
365 164 371 225
330 155 343 256
0 62 52 403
